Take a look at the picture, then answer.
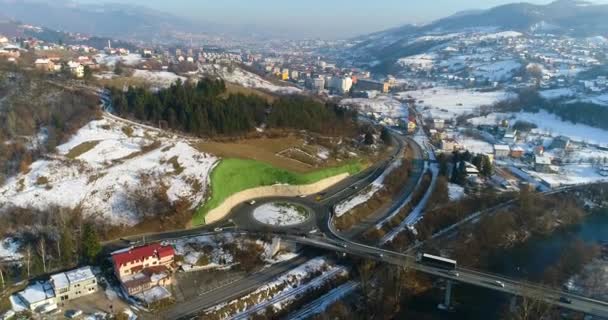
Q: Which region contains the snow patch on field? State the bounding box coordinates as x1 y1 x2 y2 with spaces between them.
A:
448 183 465 201
0 238 22 262
457 136 494 154
540 88 577 100
0 116 217 226
253 203 310 226
398 87 515 120
200 64 301 95
515 111 608 145
528 164 608 187
472 60 521 82
132 70 187 88
341 95 407 118
95 53 143 67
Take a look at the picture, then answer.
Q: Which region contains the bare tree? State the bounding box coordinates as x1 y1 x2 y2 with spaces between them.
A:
37 238 47 273
507 287 554 320
24 245 31 278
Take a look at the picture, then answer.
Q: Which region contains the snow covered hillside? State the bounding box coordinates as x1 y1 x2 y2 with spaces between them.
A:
398 87 515 120
132 70 187 88
0 116 217 226
199 64 302 95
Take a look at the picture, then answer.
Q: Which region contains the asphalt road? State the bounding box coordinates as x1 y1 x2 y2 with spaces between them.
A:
339 135 426 239
284 234 608 319
161 254 314 320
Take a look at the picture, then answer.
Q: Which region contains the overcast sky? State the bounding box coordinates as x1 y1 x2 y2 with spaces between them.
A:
73 0 608 38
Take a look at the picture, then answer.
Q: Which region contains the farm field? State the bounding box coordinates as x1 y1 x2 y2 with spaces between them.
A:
194 136 343 173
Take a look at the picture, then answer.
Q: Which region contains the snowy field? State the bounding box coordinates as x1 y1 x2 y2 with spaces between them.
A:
340 95 407 118
0 116 217 226
527 164 608 187
456 135 494 154
468 110 608 145
132 70 187 88
398 87 515 120
472 60 521 82
199 64 301 95
253 202 310 226
95 53 143 67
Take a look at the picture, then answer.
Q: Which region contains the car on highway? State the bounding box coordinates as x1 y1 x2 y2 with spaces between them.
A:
559 297 572 304
248 200 256 205
214 227 222 232
493 280 505 288
378 253 384 258
449 270 460 277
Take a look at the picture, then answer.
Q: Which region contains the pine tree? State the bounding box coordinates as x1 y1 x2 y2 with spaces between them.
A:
480 155 493 177
81 223 101 264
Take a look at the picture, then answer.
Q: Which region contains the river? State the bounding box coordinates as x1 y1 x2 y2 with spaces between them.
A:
402 209 608 319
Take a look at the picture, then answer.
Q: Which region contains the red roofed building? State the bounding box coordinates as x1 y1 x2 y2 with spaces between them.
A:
111 243 174 282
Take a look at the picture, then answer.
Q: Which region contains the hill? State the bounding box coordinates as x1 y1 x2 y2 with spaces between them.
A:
351 0 608 73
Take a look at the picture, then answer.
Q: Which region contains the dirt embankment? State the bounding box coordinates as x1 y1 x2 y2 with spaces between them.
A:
204 173 350 224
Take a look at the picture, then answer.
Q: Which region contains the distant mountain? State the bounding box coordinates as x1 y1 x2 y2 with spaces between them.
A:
352 0 608 74
425 0 608 35
0 0 217 42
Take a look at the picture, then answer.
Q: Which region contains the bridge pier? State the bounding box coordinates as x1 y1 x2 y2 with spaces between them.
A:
438 280 453 311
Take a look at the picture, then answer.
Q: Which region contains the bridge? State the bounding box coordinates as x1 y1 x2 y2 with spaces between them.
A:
95 111 607 318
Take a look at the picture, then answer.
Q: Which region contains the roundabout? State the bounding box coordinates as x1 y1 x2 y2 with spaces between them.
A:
252 202 312 226
228 196 327 233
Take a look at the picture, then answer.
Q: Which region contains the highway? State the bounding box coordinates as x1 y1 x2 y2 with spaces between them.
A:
282 234 608 318
96 90 608 319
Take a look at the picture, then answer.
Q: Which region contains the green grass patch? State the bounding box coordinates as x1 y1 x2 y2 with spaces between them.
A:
193 158 363 225
65 141 100 159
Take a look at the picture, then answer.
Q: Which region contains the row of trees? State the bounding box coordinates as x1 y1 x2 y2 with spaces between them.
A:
109 78 357 137
436 151 493 186
0 206 101 288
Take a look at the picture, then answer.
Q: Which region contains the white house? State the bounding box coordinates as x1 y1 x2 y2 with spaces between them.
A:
14 282 56 312
494 144 511 159
67 61 85 78
51 266 98 303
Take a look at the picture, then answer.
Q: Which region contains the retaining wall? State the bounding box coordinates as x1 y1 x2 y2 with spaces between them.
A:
205 173 350 224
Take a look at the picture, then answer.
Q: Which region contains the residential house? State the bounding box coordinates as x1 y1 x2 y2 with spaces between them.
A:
494 144 511 159
550 135 571 150
67 61 84 78
34 58 55 72
441 138 459 152
510 146 525 158
433 119 445 130
0 45 20 58
112 243 175 295
535 155 554 173
112 243 174 281
14 282 56 312
503 129 517 144
50 266 98 303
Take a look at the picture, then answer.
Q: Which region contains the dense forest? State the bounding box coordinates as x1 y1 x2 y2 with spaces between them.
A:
108 78 357 136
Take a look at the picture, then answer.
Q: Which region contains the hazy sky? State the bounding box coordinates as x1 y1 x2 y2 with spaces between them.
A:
74 0 608 38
